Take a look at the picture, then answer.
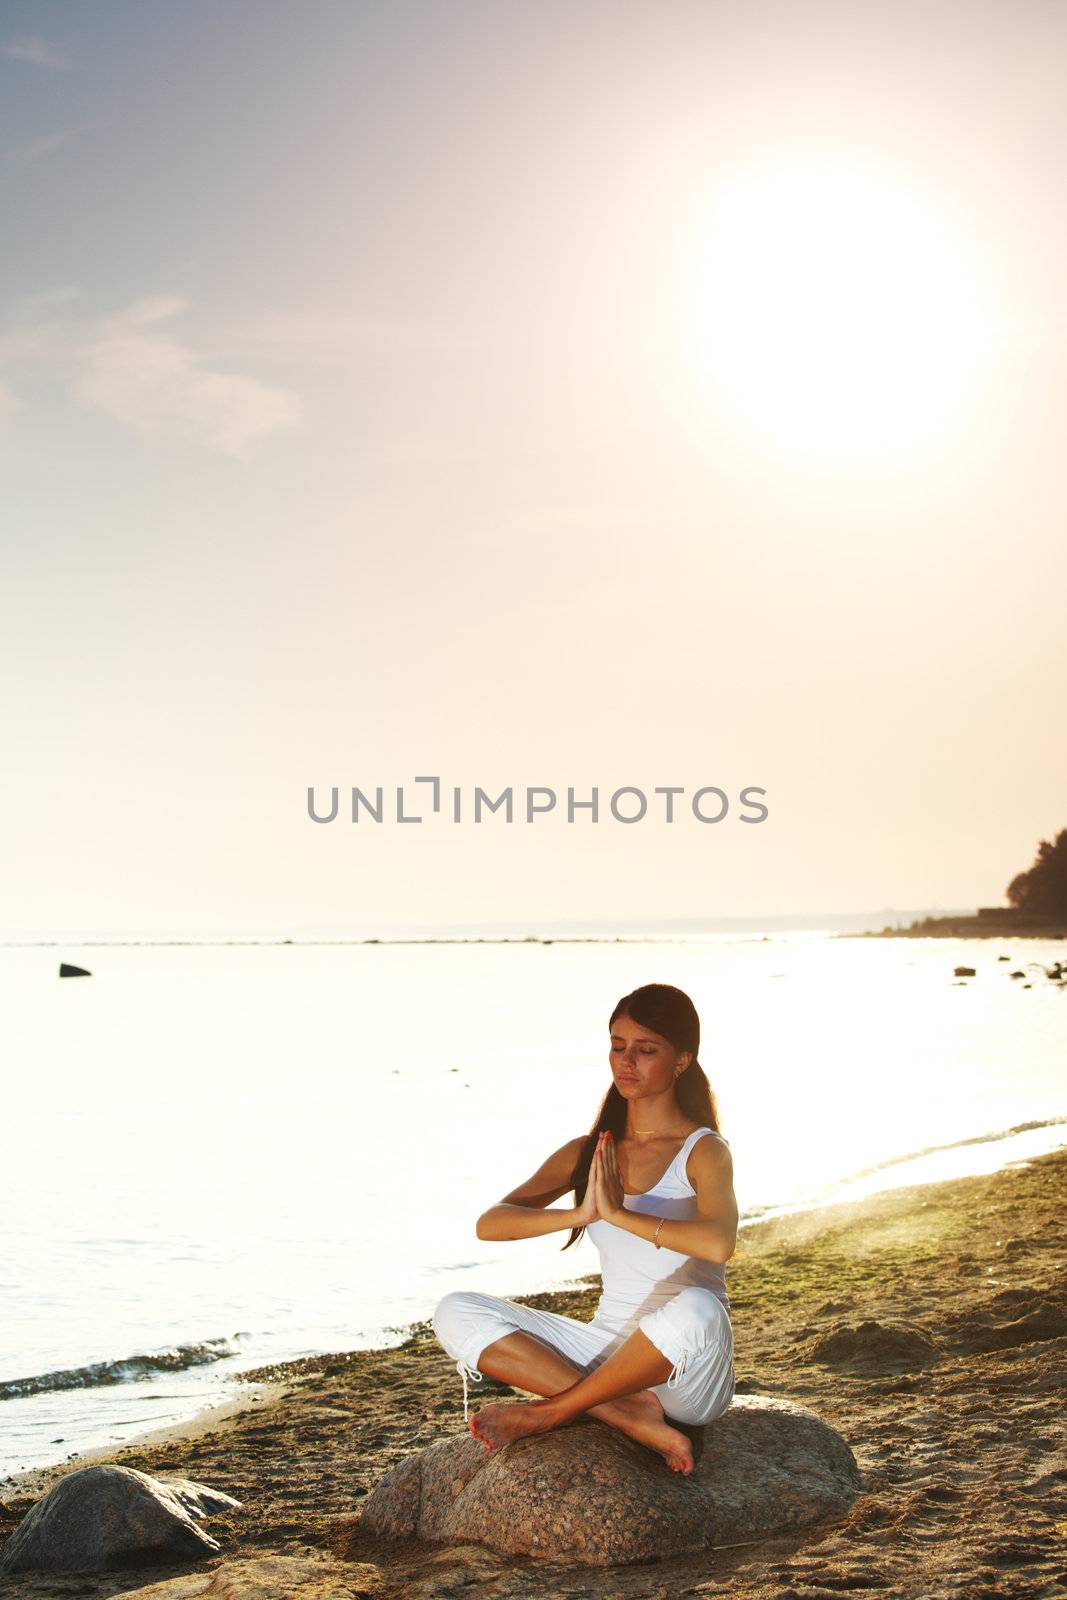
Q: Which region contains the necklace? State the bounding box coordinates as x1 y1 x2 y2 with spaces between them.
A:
625 1128 689 1141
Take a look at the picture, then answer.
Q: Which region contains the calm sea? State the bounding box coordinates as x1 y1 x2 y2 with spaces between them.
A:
2 935 1064 1481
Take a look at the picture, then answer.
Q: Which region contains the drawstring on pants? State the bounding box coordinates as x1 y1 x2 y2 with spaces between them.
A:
456 1357 484 1423
665 1349 690 1390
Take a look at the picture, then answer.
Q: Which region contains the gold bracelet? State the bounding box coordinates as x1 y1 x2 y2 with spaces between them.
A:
653 1217 666 1249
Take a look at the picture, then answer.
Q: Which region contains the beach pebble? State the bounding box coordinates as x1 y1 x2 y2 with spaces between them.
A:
0 1463 241 1574
358 1395 861 1566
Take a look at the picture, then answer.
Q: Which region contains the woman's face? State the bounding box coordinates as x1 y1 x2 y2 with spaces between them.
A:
609 1013 690 1100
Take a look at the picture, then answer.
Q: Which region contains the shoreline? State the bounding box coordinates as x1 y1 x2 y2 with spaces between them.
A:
0 1383 285 1508
4 1116 1064 1497
7 1117 1065 1481
1 1146 1063 1597
10 922 1067 946
855 916 1067 939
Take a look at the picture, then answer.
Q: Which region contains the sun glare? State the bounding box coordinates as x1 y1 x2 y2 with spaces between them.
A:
686 156 995 467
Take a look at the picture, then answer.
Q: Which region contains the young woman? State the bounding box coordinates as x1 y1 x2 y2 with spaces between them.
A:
432 982 738 1475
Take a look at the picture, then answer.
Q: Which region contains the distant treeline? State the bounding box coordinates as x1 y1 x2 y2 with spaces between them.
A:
1007 828 1067 917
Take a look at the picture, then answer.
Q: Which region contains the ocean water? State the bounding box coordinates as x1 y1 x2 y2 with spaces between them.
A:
1 935 1064 1481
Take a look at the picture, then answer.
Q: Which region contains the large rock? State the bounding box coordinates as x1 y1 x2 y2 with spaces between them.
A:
359 1396 861 1566
0 1463 241 1574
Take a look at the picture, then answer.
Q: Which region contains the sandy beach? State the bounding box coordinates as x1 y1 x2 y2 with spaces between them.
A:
2 1145 1063 1599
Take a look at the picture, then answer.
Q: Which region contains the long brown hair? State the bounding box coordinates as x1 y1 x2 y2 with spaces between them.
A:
561 983 720 1252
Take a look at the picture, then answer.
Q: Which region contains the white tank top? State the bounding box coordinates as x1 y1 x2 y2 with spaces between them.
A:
585 1126 731 1334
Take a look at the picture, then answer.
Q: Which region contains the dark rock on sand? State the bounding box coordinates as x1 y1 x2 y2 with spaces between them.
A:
0 1464 241 1574
808 1319 942 1374
58 963 91 978
954 966 977 977
359 1395 861 1566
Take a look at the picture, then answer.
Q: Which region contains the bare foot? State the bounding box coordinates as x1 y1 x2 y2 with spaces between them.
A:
468 1398 558 1451
469 1392 694 1475
593 1391 694 1474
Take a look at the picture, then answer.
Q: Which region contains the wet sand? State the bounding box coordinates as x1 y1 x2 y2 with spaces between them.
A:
2 1145 1064 1598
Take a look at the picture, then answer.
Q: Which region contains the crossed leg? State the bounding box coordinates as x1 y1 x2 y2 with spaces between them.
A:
468 1326 696 1474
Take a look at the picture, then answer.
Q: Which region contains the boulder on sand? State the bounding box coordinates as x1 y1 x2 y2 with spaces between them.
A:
0 1463 241 1574
358 1395 861 1566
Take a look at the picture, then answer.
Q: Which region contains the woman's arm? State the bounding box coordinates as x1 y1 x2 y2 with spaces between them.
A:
475 1135 591 1241
596 1132 738 1263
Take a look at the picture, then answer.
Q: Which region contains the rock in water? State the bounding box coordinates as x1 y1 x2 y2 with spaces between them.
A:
59 962 91 978
359 1396 861 1565
0 1464 241 1574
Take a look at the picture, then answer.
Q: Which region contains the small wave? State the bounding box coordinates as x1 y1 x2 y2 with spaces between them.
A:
0 1337 238 1401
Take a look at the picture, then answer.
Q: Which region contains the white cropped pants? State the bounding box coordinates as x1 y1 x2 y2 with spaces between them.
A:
432 1286 735 1427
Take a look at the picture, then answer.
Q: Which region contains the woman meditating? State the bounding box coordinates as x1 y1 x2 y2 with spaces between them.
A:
432 982 737 1476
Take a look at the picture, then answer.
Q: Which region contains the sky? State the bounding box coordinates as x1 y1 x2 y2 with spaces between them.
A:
2 0 1065 939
